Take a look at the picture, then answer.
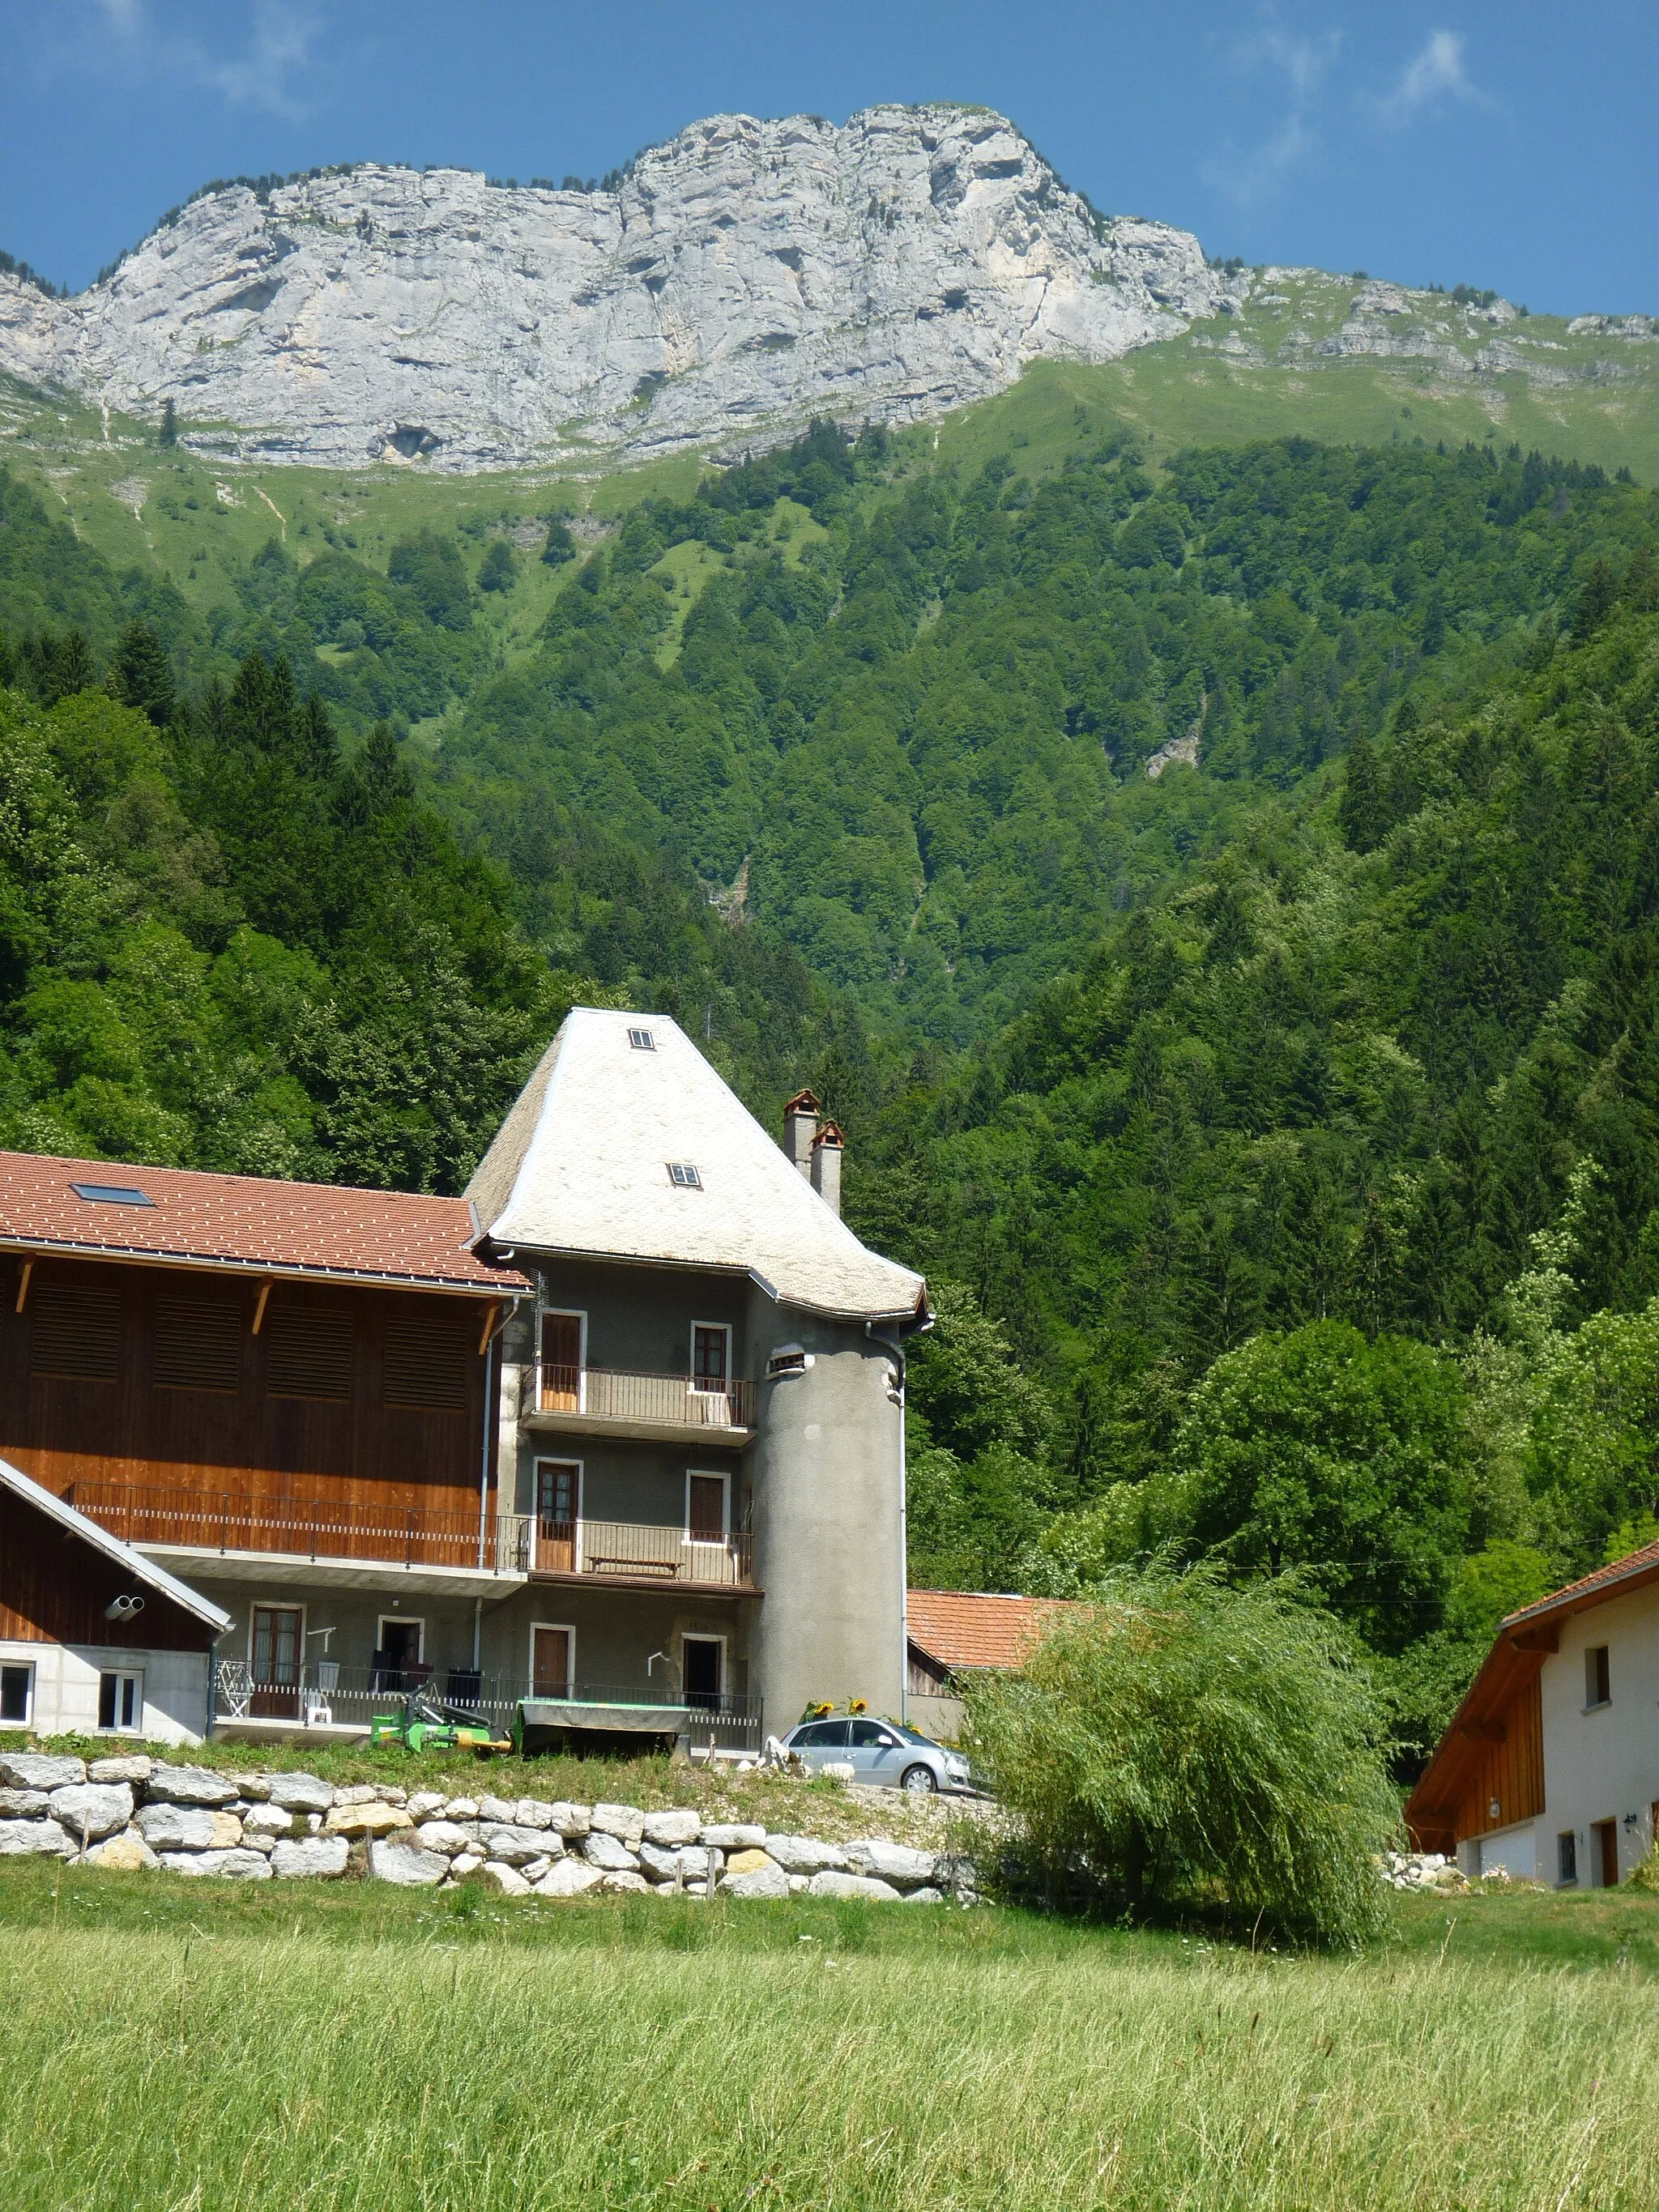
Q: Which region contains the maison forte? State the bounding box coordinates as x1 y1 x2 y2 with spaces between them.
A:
0 1008 929 1751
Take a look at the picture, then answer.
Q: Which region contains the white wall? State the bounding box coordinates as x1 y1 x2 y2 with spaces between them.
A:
1538 1580 1659 1886
0 1638 211 1745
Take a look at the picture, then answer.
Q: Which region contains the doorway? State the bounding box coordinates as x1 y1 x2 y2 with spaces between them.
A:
540 1311 582 1410
682 1634 724 1711
536 1459 581 1571
373 1615 425 1693
1593 1818 1619 1887
531 1624 574 1700
250 1604 303 1719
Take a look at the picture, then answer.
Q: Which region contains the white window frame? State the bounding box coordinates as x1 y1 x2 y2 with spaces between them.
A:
680 1631 726 1700
527 1620 578 1699
534 1456 584 1571
0 1657 36 1728
97 1667 144 1735
689 1319 732 1395
537 1303 587 1413
684 1468 731 1545
376 1613 426 1665
247 1600 306 1685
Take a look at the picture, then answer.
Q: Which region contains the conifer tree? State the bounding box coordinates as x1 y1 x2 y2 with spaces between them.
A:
159 398 177 448
107 619 176 727
1338 731 1387 853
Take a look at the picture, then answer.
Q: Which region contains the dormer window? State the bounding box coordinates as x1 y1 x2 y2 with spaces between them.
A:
667 1161 702 1189
70 1182 154 1207
628 1028 655 1051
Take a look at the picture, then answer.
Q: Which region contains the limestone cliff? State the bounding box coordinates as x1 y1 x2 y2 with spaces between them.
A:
0 106 1219 471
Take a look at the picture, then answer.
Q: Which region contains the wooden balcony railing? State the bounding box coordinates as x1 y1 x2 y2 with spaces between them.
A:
532 1516 753 1588
62 1480 532 1574
537 1366 755 1431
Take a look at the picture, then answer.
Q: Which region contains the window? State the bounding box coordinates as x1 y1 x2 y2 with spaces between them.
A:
152 1294 242 1393
627 1027 655 1051
667 1161 702 1189
792 1719 848 1748
1585 1644 1611 1708
30 1282 122 1380
0 1663 33 1725
537 1460 580 1530
70 1182 154 1206
692 1323 730 1391
1557 1831 1578 1885
686 1471 729 1543
383 1316 470 1411
266 1306 353 1401
98 1670 142 1733
766 1345 809 1379
850 1718 901 1750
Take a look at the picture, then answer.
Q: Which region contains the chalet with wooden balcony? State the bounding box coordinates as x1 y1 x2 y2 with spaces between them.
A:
1406 1539 1659 1886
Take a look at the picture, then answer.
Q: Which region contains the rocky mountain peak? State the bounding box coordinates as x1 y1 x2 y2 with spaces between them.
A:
0 104 1218 471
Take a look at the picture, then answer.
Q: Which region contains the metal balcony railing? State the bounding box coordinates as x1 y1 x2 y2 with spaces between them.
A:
536 1366 755 1431
211 1661 761 1750
60 1481 753 1588
63 1480 533 1574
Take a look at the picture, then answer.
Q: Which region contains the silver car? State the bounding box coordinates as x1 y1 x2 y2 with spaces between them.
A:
783 1715 972 1792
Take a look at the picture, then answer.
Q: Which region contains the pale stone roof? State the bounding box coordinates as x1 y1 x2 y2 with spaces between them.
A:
467 1009 927 1323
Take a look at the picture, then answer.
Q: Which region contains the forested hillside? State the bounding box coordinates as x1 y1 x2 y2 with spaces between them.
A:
3 420 1657 1767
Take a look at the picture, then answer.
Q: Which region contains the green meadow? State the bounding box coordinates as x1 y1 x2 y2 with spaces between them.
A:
2 1864 1654 2211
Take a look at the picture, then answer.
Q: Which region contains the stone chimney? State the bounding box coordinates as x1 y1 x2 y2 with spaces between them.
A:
810 1120 845 1216
783 1089 821 1178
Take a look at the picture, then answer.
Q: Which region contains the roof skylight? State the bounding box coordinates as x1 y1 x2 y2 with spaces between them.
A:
667 1161 702 1189
628 1027 655 1051
70 1182 155 1208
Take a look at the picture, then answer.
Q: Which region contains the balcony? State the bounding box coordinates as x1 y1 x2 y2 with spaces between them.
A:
525 1366 755 1447
211 1662 761 1754
61 1481 755 1594
530 1516 753 1592
62 1479 532 1589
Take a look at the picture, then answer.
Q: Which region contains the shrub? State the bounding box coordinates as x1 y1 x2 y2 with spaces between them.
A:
962 1567 1397 1946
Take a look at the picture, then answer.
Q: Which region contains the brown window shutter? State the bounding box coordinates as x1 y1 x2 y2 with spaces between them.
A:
30 1283 122 1380
266 1306 354 1400
383 1316 470 1411
152 1295 242 1393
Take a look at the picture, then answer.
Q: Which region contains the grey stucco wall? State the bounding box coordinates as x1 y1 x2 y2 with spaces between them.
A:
748 1294 906 1731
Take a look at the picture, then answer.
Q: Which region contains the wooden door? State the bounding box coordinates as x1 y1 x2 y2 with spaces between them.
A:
540 1312 581 1410
250 1604 302 1720
536 1460 580 1571
531 1626 571 1700
1596 1819 1619 1887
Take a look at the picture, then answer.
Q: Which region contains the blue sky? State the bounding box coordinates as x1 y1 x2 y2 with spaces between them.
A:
3 0 1653 314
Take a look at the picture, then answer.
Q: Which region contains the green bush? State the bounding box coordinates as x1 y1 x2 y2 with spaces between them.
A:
962 1567 1397 1946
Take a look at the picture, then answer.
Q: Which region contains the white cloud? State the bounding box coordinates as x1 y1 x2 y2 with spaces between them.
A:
82 0 322 120
1375 29 1491 126
1202 17 1342 204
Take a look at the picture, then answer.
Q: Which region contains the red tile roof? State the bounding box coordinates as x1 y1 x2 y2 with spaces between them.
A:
0 1150 529 1295
1500 1536 1659 1629
906 1588 1080 1673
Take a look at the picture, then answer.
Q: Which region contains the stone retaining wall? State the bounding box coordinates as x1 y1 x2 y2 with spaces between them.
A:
0 1753 979 1904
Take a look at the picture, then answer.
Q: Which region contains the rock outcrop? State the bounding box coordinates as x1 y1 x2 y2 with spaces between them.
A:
0 105 1218 471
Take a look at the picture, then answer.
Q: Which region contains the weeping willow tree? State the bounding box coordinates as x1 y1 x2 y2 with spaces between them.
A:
962 1568 1397 1946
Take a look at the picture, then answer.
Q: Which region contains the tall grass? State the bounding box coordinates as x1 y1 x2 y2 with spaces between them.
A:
2 1901 1653 2211
962 1570 1398 1945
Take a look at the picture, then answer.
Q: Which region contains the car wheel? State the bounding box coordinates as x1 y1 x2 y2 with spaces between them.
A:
901 1762 937 1794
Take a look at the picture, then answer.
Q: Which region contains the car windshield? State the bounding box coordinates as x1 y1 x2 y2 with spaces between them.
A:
894 1725 942 1747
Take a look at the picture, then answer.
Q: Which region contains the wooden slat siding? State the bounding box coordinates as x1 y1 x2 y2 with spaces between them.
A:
0 1255 491 1525
1451 1673 1546 1842
0 1481 213 1651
